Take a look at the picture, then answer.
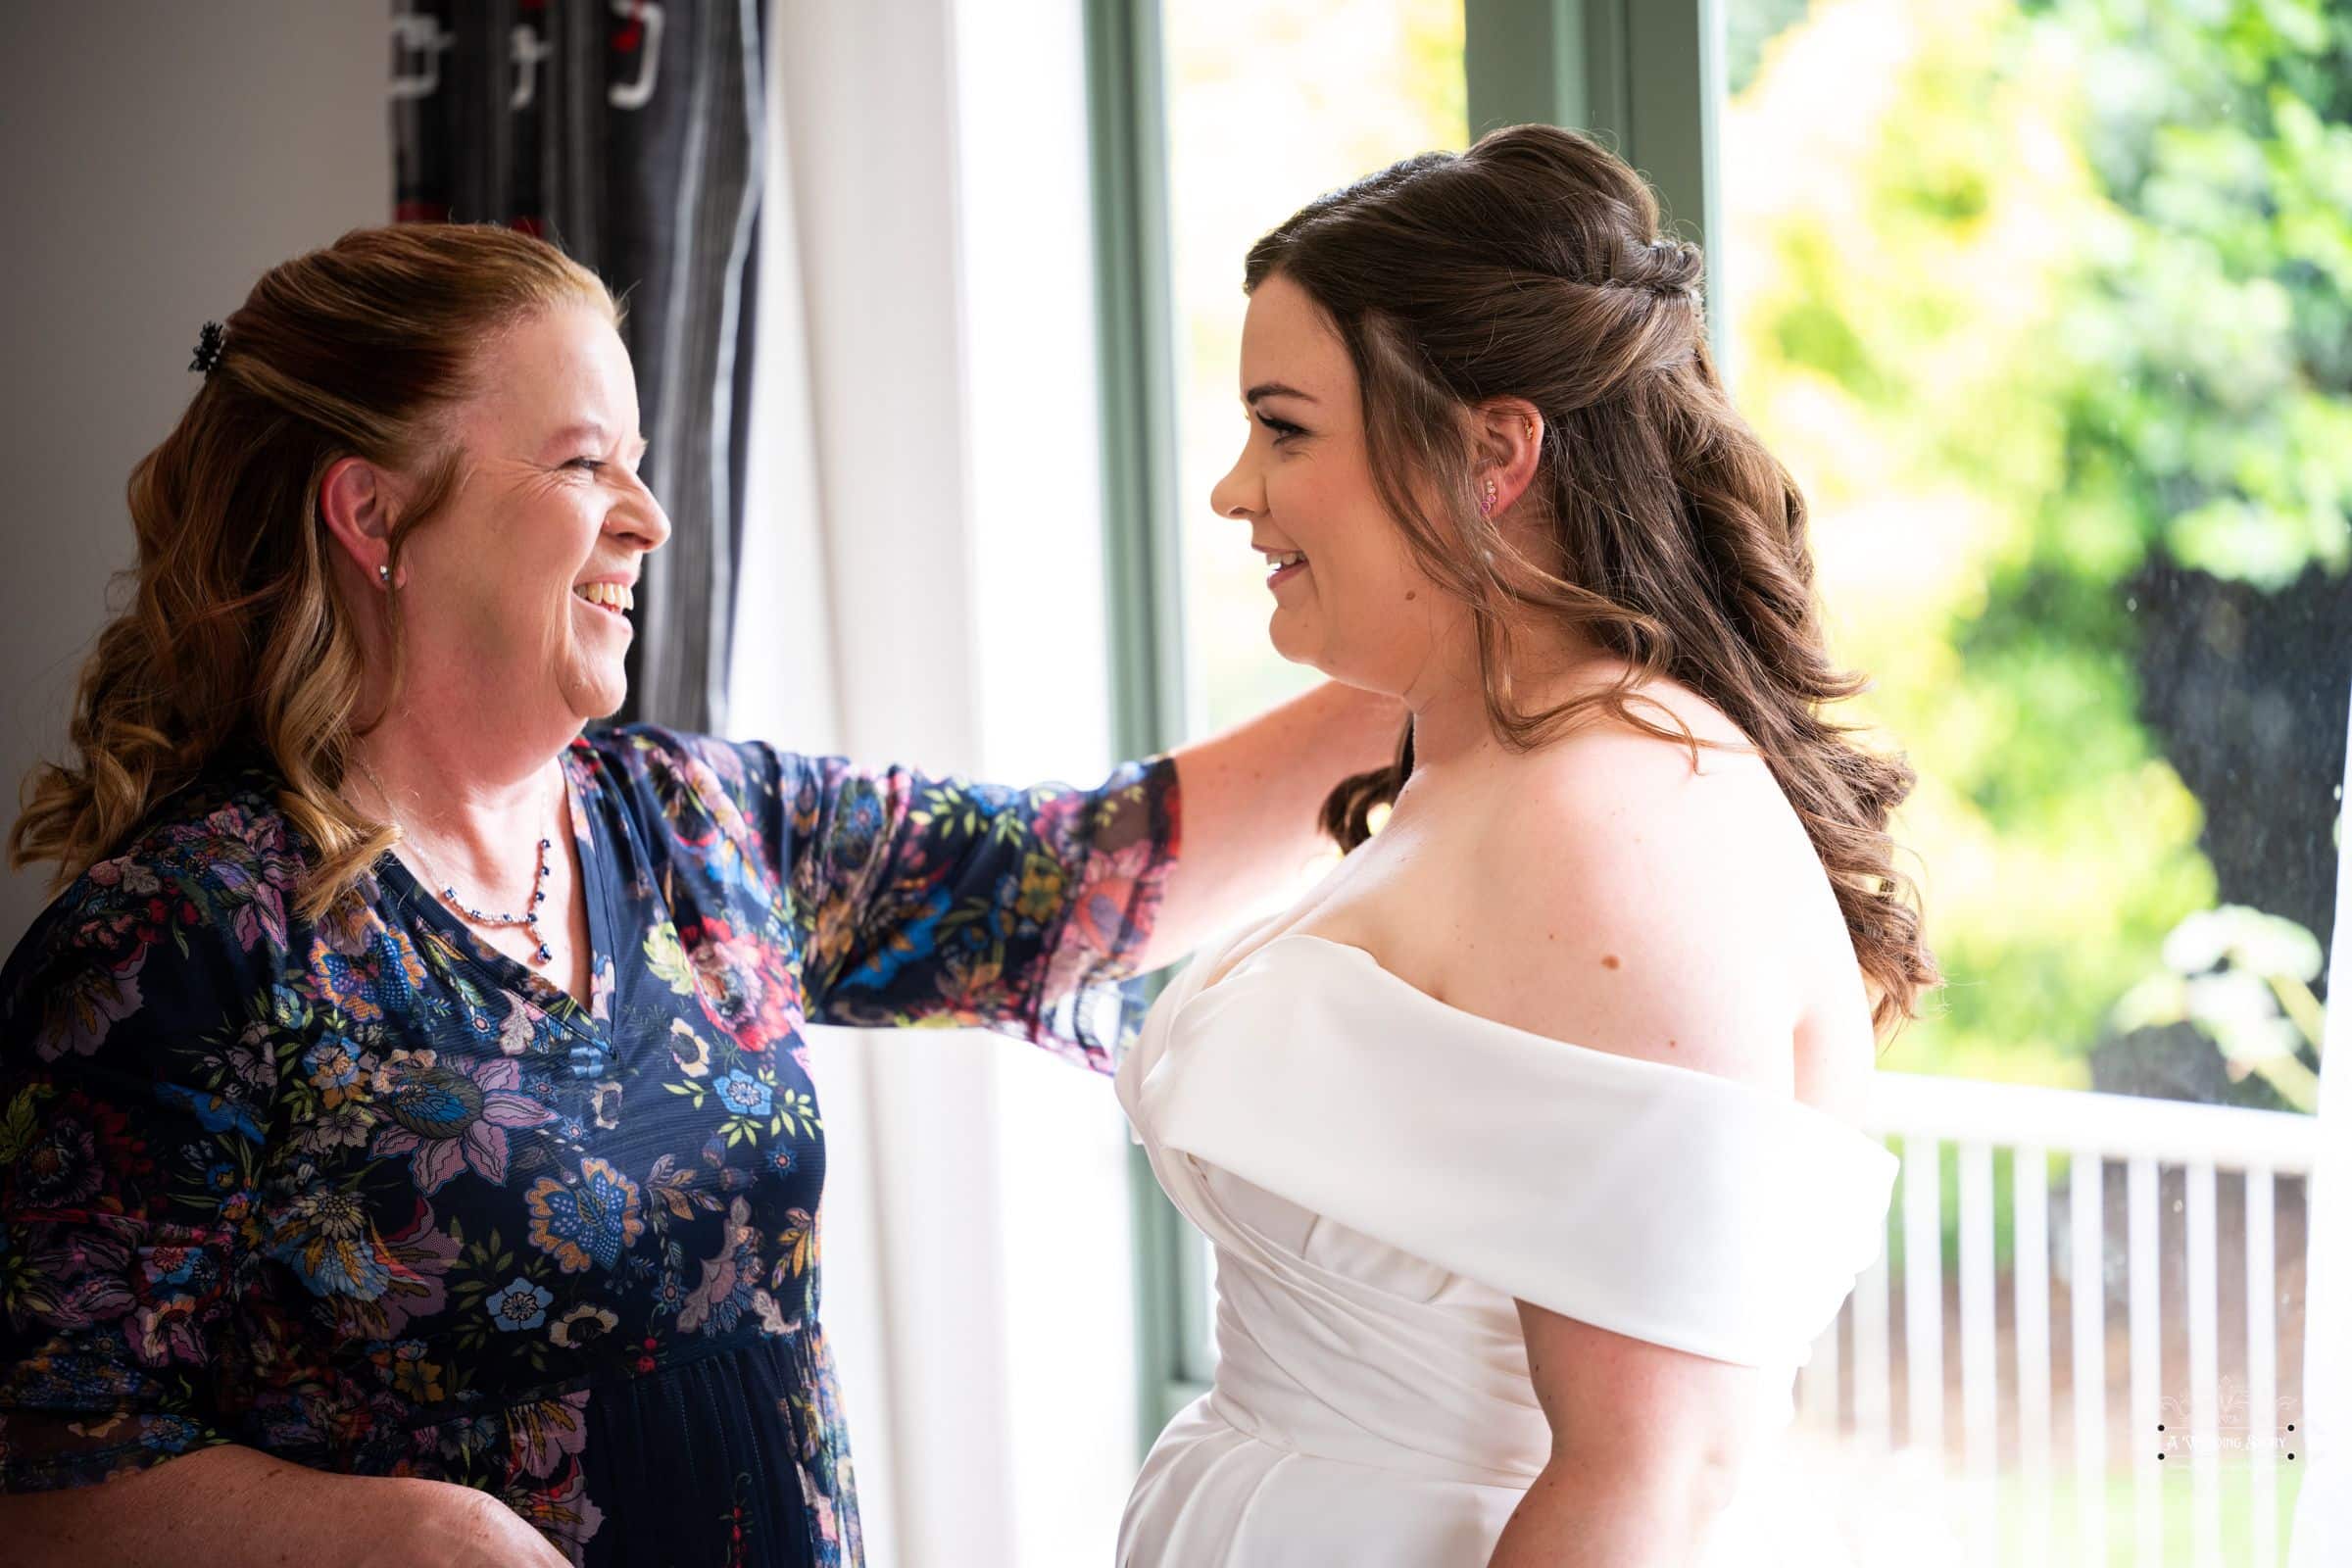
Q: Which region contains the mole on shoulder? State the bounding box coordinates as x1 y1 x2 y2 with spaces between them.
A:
1601 954 1621 970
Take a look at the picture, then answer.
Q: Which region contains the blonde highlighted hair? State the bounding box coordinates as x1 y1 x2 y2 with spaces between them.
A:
9 223 616 921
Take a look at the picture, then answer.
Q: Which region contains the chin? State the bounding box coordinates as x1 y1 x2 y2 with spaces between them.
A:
1267 609 1315 667
563 669 630 721
1269 626 1351 686
1271 626 1379 692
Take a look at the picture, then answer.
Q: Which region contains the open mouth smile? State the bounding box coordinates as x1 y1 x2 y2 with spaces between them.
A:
572 581 635 620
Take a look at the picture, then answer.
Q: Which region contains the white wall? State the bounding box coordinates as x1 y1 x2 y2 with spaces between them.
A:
0 1 388 949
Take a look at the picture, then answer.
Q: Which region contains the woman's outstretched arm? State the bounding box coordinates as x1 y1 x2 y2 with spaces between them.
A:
1134 677 1402 972
655 678 1398 1060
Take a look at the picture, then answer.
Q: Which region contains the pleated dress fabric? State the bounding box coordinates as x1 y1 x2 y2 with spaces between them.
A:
1113 924 1899 1567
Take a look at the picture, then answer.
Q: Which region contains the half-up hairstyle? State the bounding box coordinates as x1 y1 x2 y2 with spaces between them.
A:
10 223 616 921
1262 124 1938 1042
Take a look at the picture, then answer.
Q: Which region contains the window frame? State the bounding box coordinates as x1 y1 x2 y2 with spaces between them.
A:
1079 0 1200 1457
1464 0 1728 361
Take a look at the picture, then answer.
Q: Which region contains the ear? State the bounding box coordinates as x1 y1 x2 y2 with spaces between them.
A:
318 456 402 587
1472 398 1544 518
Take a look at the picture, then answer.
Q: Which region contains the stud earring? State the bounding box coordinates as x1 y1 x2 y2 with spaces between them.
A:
1479 477 1498 518
377 564 391 584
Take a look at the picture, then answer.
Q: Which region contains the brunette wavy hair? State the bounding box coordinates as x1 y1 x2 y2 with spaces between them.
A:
1260 123 1938 1042
9 223 616 920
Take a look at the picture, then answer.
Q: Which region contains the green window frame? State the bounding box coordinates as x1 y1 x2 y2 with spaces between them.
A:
1082 0 1724 1457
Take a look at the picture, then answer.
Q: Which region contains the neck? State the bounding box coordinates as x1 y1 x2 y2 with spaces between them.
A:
1399 616 1614 776
1397 664 1493 774
349 704 575 892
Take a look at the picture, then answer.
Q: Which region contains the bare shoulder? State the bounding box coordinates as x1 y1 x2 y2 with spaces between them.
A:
1436 679 1845 1101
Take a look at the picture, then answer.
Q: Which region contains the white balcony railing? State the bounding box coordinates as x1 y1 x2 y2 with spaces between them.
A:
1798 1070 2324 1568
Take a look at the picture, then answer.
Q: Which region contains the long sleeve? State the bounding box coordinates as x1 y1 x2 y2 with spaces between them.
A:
605 725 1181 1072
0 838 279 1492
783 752 1180 1067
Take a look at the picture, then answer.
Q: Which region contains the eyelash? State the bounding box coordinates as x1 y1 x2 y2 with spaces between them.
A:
566 457 607 475
1255 415 1304 443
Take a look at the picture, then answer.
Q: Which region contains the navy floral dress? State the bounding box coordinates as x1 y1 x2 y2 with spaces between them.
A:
0 724 1179 1566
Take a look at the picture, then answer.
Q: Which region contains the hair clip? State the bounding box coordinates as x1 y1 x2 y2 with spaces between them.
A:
189 320 227 376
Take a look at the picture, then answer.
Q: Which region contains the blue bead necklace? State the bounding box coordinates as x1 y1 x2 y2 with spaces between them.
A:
359 759 557 965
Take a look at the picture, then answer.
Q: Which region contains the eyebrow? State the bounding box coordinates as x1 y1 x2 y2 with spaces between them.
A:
1245 382 1318 407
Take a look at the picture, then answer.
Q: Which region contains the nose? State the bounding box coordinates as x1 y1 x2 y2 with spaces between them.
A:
1209 441 1261 523
612 469 673 553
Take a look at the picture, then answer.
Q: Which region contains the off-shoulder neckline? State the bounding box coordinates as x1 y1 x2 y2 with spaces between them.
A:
1187 929 1892 1157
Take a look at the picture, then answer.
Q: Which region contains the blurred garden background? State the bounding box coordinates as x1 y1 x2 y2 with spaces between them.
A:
1723 0 2342 1115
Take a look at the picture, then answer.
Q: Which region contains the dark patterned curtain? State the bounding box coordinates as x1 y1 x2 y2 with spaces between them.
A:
390 0 766 733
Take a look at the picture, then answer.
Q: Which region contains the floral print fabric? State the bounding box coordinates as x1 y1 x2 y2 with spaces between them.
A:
0 724 1178 1566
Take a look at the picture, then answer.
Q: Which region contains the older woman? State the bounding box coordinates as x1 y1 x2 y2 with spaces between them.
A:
0 224 1397 1566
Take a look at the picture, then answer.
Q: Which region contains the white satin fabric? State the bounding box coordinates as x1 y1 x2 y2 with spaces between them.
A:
1112 925 1899 1567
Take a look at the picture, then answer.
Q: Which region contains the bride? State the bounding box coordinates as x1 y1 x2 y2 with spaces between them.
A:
1113 124 1937 1567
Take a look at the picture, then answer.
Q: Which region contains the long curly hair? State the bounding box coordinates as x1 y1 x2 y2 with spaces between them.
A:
1255 124 1939 1043
9 223 616 921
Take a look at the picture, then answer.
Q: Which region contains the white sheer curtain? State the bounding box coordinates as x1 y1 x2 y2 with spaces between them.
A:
724 4 1141 1565
2287 682 2350 1565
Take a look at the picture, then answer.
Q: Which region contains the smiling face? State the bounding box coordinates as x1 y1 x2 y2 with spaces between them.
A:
380 302 669 740
1209 271 1465 700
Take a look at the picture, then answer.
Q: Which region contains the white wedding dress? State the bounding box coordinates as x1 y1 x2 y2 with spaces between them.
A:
1112 922 1899 1567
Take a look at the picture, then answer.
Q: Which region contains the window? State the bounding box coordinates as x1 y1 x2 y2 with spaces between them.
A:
1717 4 2331 1560
1163 0 1469 737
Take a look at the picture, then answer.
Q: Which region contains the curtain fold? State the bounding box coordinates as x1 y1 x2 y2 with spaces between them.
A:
2286 678 2350 1565
390 0 764 732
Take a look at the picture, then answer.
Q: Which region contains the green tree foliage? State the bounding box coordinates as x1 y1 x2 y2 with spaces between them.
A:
2054 0 2352 590
1728 0 2345 1094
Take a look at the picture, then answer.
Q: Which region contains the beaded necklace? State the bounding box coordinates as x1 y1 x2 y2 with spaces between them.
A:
358 757 557 965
